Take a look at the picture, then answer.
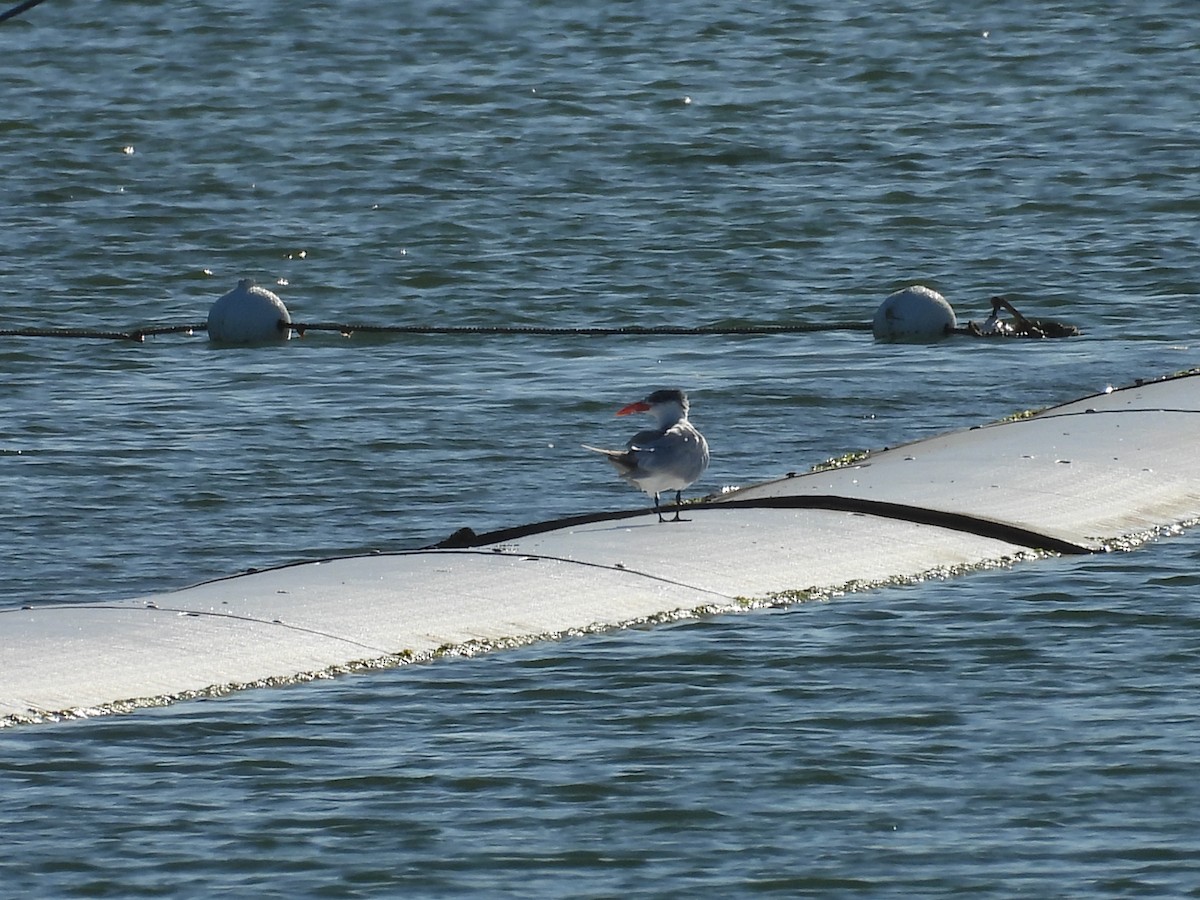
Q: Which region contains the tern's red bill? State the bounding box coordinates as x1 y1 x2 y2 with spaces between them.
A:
616 400 651 416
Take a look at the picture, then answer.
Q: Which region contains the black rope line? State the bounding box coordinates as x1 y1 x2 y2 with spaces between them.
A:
0 320 873 342
0 0 49 24
154 491 1090 602
0 313 1087 343
0 324 206 343
0 328 143 342
429 494 1097 556
288 321 873 337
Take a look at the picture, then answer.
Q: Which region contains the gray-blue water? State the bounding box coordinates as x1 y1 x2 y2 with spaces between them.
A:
2 1 1200 895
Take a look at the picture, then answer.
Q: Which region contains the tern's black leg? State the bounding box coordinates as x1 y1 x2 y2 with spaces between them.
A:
671 490 687 522
654 492 666 523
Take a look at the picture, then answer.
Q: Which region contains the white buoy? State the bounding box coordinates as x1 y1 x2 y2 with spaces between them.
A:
207 279 291 344
872 285 956 342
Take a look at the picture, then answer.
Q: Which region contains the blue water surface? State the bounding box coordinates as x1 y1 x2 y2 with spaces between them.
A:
2 0 1199 895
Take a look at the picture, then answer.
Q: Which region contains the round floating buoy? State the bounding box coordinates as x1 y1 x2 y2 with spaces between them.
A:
207 279 291 344
872 285 956 342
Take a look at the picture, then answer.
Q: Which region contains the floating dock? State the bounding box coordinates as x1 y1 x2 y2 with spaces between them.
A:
3 371 1199 726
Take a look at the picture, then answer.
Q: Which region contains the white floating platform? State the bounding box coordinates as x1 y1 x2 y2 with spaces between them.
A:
4 372 1199 725
726 375 1200 550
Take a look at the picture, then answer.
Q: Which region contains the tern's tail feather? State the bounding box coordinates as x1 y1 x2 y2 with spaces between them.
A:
582 444 637 475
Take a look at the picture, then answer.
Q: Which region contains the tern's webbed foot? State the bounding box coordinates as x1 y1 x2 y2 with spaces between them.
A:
665 493 690 523
652 493 693 523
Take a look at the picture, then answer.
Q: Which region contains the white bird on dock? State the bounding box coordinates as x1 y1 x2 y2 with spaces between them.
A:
584 388 710 522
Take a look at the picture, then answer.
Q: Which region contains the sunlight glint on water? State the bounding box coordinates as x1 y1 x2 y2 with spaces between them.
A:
2 1 1200 895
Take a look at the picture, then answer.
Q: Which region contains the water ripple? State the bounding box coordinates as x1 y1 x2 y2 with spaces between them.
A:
4 0 1200 895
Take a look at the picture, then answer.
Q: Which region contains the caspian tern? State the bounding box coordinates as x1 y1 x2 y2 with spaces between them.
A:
583 388 710 522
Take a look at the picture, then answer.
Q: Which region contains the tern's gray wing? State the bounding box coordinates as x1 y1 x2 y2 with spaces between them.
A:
626 427 667 450
621 422 709 492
